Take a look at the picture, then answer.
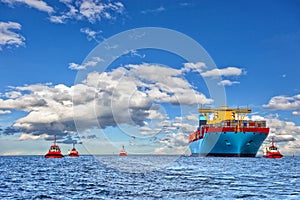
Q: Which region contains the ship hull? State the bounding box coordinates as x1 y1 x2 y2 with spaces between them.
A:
189 131 268 157
263 154 283 159
69 153 79 157
45 153 64 158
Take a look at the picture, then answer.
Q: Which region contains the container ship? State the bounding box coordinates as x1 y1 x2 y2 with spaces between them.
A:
189 106 269 157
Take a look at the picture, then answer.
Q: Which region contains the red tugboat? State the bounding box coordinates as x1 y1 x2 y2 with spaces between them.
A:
45 135 64 158
263 137 283 158
119 145 127 156
68 143 79 157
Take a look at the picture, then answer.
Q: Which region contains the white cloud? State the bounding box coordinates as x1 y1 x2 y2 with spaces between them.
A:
151 114 199 154
49 0 124 24
18 133 48 140
126 63 212 105
1 0 54 13
1 0 124 25
292 111 300 115
238 114 300 153
4 91 22 99
246 114 300 155
266 117 300 136
249 115 265 121
0 21 25 50
123 49 146 58
80 27 103 42
159 132 188 147
186 114 199 121
266 117 300 155
263 94 300 113
217 80 240 86
141 6 165 14
201 67 243 78
146 109 166 120
0 63 212 144
182 62 207 73
68 57 103 70
0 110 11 114
2 151 23 156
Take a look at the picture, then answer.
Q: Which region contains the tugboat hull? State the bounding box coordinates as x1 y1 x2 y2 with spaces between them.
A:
45 154 64 158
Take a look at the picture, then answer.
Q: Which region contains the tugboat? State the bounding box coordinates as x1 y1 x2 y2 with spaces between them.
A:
119 145 127 156
45 135 64 158
263 137 283 158
68 143 79 157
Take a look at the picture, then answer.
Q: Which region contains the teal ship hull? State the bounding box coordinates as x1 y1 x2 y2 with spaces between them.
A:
189 131 268 157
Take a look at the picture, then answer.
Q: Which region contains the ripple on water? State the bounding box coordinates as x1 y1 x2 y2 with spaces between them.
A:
0 156 299 199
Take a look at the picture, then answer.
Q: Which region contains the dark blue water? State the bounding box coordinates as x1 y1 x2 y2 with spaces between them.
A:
0 155 299 199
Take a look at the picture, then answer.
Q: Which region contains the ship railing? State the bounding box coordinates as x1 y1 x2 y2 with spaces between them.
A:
189 120 268 143
218 120 267 128
188 127 205 143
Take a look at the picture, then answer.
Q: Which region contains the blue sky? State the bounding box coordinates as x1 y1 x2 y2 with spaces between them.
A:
0 0 300 156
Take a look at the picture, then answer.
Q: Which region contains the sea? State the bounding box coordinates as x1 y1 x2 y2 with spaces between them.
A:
0 155 299 199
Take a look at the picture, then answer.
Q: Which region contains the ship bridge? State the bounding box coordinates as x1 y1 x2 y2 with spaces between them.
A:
198 106 251 124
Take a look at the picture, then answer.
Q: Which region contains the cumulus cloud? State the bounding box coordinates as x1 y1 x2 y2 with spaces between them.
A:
248 115 300 140
0 84 75 138
0 110 11 114
49 0 124 24
0 21 25 50
4 91 22 99
292 111 300 116
68 57 103 70
182 64 243 87
267 117 300 137
160 132 187 147
18 133 48 141
267 117 300 155
128 112 199 154
249 115 300 155
125 63 212 105
263 94 300 114
201 67 244 78
182 62 207 73
0 64 212 145
1 0 54 13
1 0 125 28
217 80 240 86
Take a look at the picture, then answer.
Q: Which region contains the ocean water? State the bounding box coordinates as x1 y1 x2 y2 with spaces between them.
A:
0 155 299 199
